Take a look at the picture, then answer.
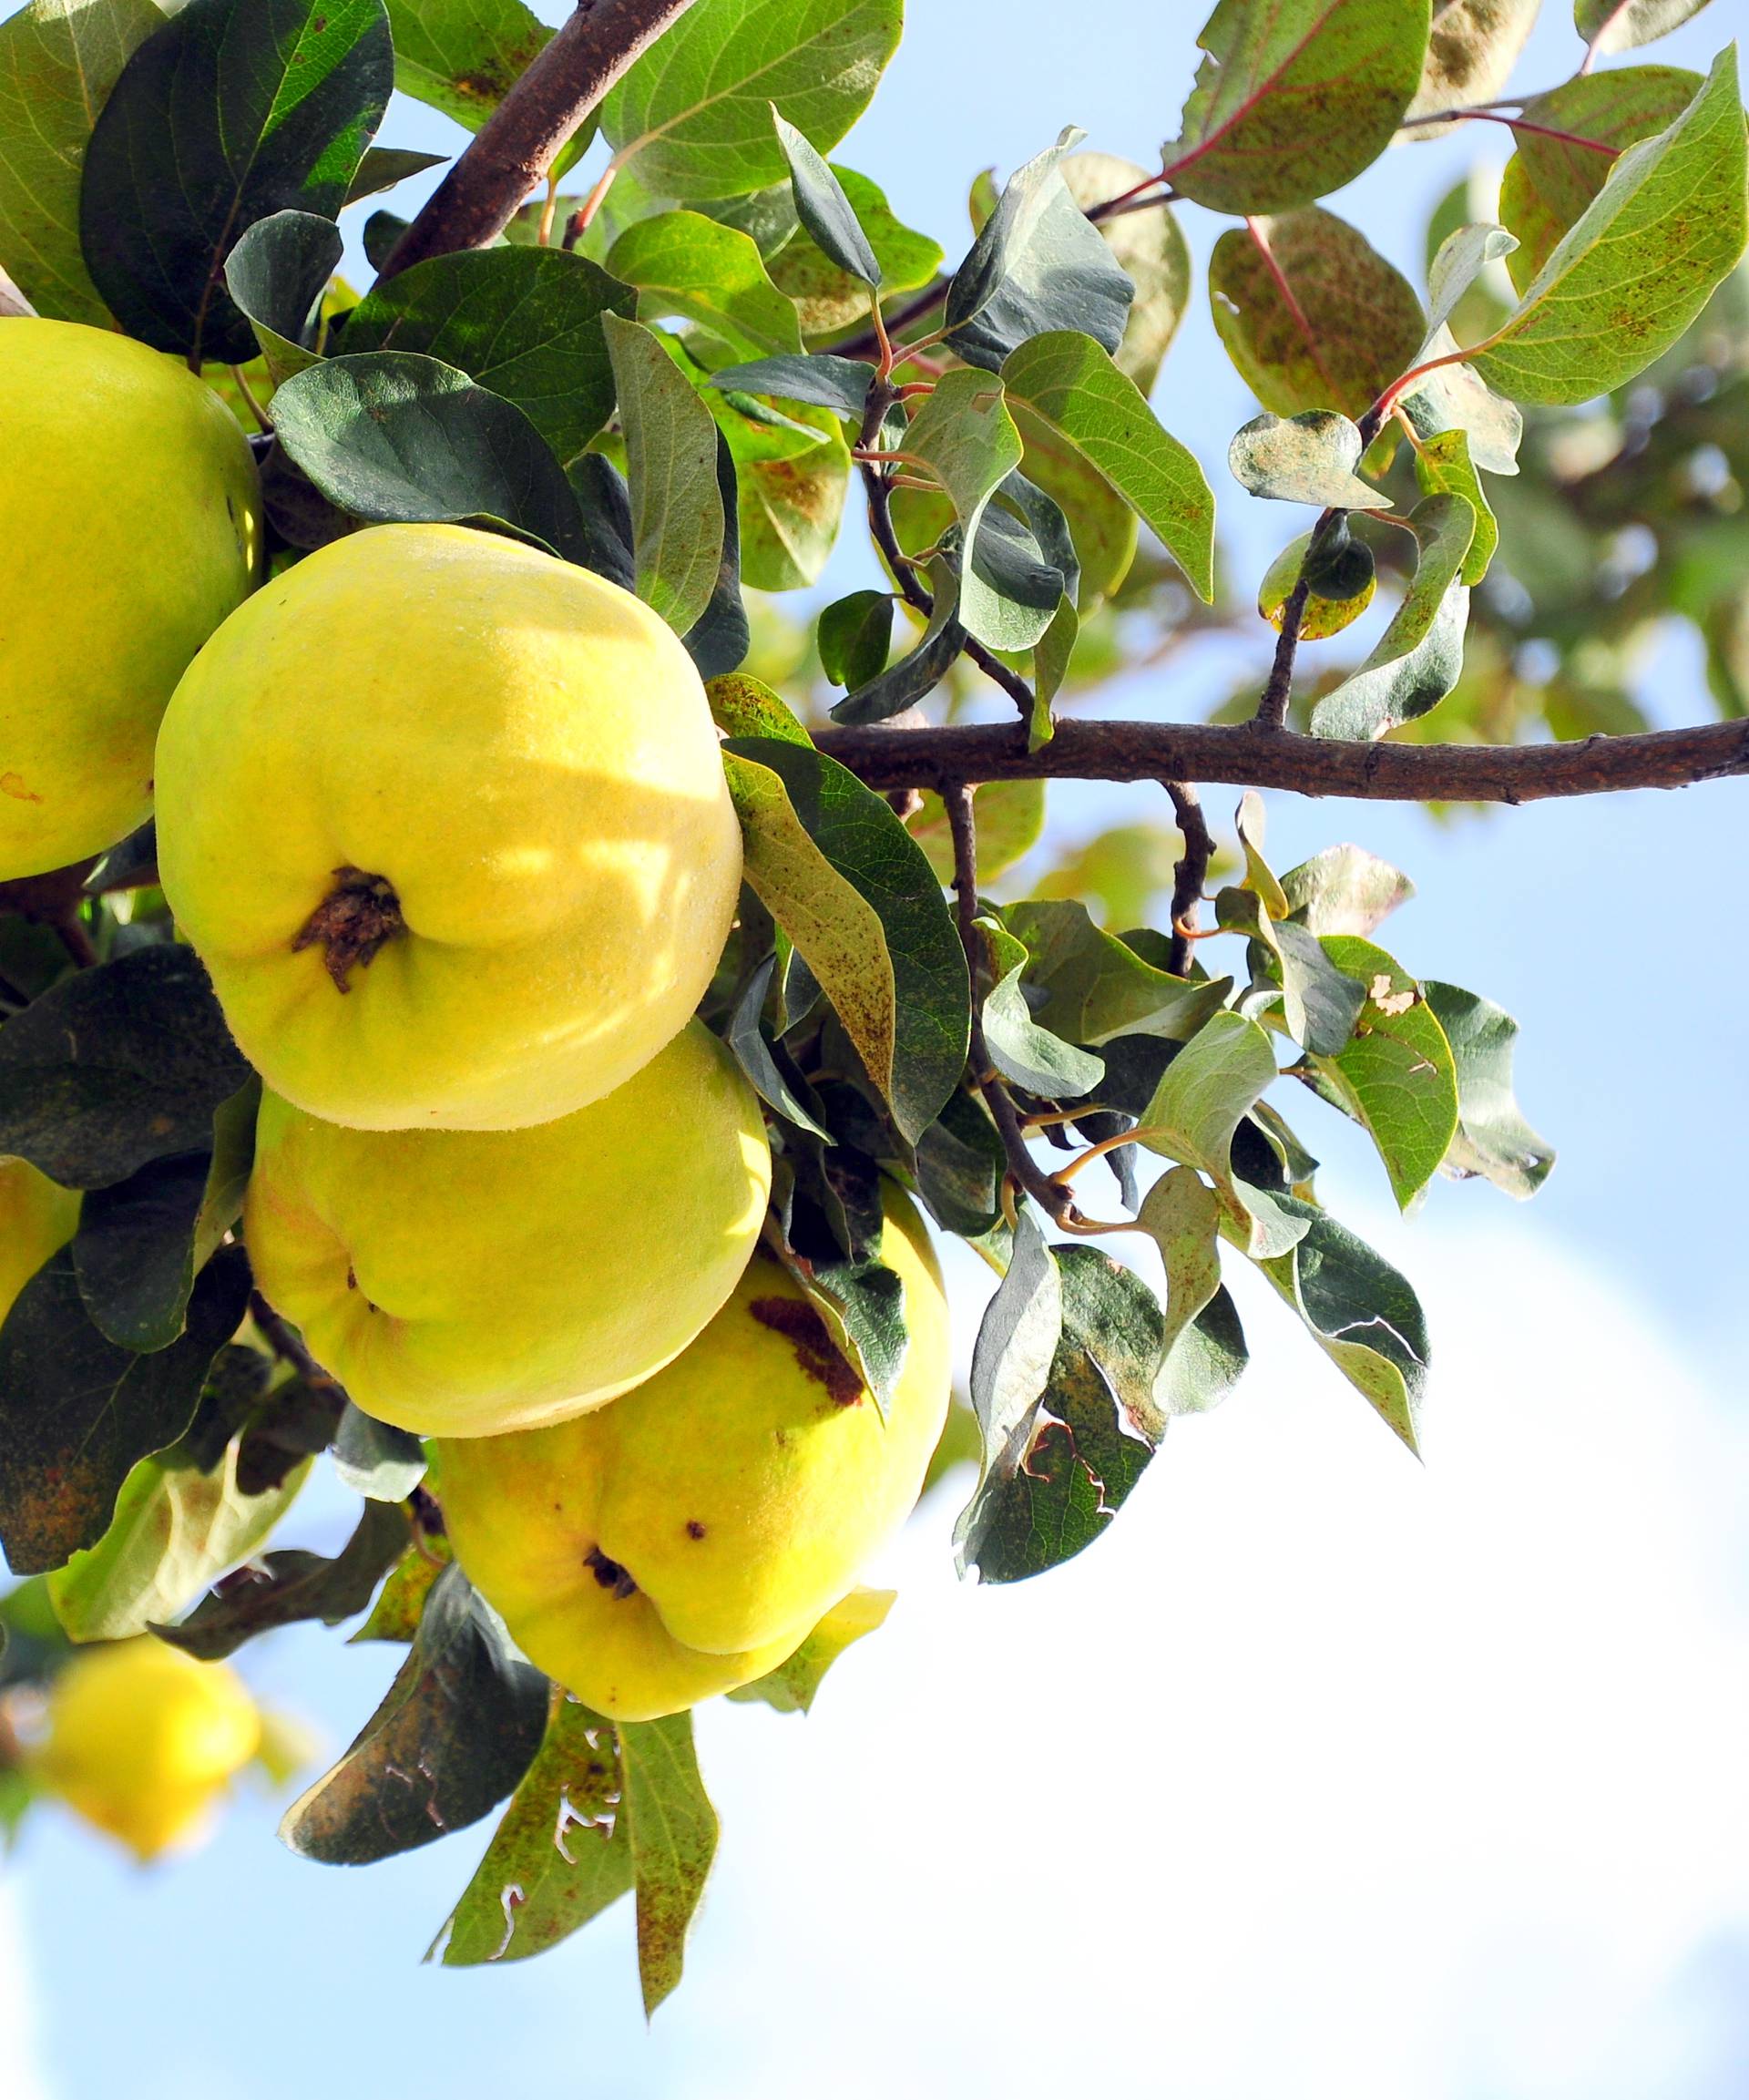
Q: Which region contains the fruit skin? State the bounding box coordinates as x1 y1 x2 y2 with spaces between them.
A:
0 1155 81 1326
244 1021 772 1439
0 319 261 879
435 1186 950 1721
155 523 743 1132
34 1638 261 1862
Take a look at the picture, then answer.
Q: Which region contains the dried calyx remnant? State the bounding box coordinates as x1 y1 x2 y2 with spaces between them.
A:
292 865 405 990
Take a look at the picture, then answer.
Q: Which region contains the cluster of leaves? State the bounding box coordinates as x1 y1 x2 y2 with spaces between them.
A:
0 0 1744 2009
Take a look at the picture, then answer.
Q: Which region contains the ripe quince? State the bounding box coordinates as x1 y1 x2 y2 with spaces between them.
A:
0 319 261 879
0 1155 80 1326
244 1021 772 1437
434 1186 949 1720
34 1638 261 1862
155 524 743 1131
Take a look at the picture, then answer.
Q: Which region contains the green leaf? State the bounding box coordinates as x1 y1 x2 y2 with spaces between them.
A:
280 1561 547 1864
907 781 1046 886
725 396 849 591
1132 1009 1281 1223
438 1695 631 1966
726 1588 894 1712
944 128 1134 374
678 425 751 677
961 1247 1164 1583
1210 209 1427 420
1061 150 1192 394
340 246 634 462
351 1534 450 1643
1398 321 1524 473
1498 65 1701 291
0 0 164 324
708 350 874 419
913 1087 1006 1239
1472 51 1749 406
382 0 551 133
0 945 251 1190
818 589 894 689
1280 845 1415 937
1311 493 1476 738
904 368 1028 649
619 1710 719 2017
1163 0 1432 214
1574 0 1714 55
1304 937 1460 1209
602 313 727 635
270 351 592 563
1258 525 1377 639
953 1211 1062 1574
1258 1196 1431 1453
721 738 970 1144
770 102 877 285
997 898 1231 1046
705 668 812 743
223 209 342 386
1414 427 1498 581
1216 886 1369 1060
981 936 1108 1101
46 1430 309 1644
770 1155 908 1415
71 1150 212 1352
156 1500 413 1660
343 142 446 203
1228 408 1388 507
1424 220 1520 340
0 1242 251 1573
831 551 967 725
608 209 803 357
727 956 832 1138
1001 329 1215 599
1153 1278 1250 1416
598 0 903 201
332 1404 428 1501
1137 1164 1222 1363
766 163 940 339
1407 0 1539 127
1423 980 1555 1198
78 0 394 363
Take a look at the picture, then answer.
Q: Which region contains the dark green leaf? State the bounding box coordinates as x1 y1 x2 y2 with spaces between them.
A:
913 1086 1007 1238
0 1242 252 1574
771 103 878 286
707 352 875 420
997 899 1231 1046
344 144 446 203
818 590 894 689
981 946 1107 1100
0 945 251 1189
438 1695 631 1966
832 554 967 725
566 451 638 590
79 0 394 362
1311 494 1475 737
332 1404 428 1501
223 209 343 385
280 1561 547 1864
269 351 591 563
602 312 727 636
340 247 634 462
680 429 752 676
1423 980 1555 1199
156 1500 413 1660
727 955 832 1138
1061 150 1192 394
767 164 940 338
953 1212 1061 1573
945 129 1133 373
71 1149 210 1353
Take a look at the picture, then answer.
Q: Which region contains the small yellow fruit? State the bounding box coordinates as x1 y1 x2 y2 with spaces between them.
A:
244 1021 772 1438
0 319 261 879
35 1638 261 1862
435 1187 950 1720
155 524 743 1131
0 1155 81 1325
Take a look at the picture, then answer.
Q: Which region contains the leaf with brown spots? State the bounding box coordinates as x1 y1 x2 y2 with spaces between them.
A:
384 0 551 135
619 1710 718 2017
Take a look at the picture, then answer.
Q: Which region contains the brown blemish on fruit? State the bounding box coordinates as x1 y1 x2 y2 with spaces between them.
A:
748 1296 863 1407
0 773 42 803
292 866 405 991
585 1545 638 1600
685 1520 706 1541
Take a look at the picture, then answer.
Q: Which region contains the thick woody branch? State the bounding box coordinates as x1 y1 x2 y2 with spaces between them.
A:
815 716 1749 804
378 0 698 279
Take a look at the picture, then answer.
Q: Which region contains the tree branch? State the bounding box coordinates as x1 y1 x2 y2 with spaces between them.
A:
816 716 1749 804
1161 783 1210 975
378 0 699 279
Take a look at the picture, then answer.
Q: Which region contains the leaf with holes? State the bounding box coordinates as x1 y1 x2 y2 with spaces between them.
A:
1311 494 1476 738
280 1561 548 1865
270 352 591 563
340 246 634 463
1210 209 1426 421
598 0 902 201
78 0 393 363
721 738 969 1144
1471 50 1747 406
1163 0 1432 215
439 1695 631 1966
0 0 164 324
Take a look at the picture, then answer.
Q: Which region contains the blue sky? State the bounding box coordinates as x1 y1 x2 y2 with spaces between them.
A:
5 4 1747 2095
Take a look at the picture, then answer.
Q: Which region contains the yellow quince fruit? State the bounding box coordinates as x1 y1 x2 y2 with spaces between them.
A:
34 1638 261 1862
0 319 261 879
155 524 742 1131
244 1021 772 1437
434 1185 949 1720
0 1155 81 1325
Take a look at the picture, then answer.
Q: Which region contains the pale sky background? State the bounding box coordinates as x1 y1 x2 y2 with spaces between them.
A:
5 3 1748 2095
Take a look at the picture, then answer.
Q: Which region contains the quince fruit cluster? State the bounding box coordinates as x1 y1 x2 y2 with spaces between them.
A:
3 319 947 1731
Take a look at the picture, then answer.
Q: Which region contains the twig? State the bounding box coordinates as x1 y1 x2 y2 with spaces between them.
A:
1162 783 1210 977
1254 579 1310 729
813 715 1749 804
378 0 700 279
